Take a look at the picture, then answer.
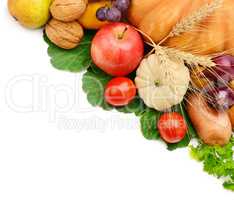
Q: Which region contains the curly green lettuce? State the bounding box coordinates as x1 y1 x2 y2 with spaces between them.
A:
190 137 234 191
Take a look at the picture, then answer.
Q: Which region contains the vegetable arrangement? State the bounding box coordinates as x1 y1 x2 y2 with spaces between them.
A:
8 0 234 191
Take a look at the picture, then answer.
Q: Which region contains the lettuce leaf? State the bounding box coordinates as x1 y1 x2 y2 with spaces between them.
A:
190 137 234 191
44 31 95 72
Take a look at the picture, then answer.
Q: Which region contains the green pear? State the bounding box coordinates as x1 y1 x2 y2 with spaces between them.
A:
8 0 52 29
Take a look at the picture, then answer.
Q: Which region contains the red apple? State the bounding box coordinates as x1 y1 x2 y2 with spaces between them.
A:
91 22 144 76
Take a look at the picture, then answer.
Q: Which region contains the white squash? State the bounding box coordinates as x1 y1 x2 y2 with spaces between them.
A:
135 54 190 111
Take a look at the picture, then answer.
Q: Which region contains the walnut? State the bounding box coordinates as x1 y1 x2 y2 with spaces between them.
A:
45 19 84 49
50 0 87 22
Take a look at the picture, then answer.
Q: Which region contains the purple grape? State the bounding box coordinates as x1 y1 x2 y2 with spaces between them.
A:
113 0 130 12
96 7 108 21
106 7 122 22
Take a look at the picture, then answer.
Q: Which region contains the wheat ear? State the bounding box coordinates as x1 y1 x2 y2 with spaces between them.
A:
158 0 223 45
163 47 215 68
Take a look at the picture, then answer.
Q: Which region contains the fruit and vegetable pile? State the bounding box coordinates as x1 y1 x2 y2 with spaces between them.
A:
8 0 234 191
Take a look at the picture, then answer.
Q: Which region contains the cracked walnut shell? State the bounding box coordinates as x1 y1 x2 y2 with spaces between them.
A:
45 19 84 49
50 0 87 22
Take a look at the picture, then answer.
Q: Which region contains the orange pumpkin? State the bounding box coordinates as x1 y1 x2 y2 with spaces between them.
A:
128 0 234 55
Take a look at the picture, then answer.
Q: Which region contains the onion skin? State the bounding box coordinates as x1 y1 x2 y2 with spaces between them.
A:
187 94 232 146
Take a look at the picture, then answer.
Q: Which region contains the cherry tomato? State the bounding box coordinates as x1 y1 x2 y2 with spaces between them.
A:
157 112 187 143
104 77 136 106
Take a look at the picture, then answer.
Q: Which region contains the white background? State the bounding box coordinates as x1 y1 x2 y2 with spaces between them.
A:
1 1 234 199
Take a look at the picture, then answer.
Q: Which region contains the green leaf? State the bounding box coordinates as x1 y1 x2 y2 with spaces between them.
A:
44 31 95 72
167 134 191 151
190 137 234 191
82 65 113 111
140 109 161 140
223 181 234 191
116 97 146 116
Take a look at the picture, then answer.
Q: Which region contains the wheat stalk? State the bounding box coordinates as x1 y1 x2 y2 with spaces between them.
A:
158 0 223 45
154 0 222 67
146 40 215 68
163 47 215 68
170 0 222 37
137 2 218 69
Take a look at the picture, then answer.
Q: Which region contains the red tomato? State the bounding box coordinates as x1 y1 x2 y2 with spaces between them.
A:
91 22 144 76
104 77 136 106
157 112 187 143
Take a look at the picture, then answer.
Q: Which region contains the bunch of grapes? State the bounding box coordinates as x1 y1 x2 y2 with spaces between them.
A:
96 0 130 22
